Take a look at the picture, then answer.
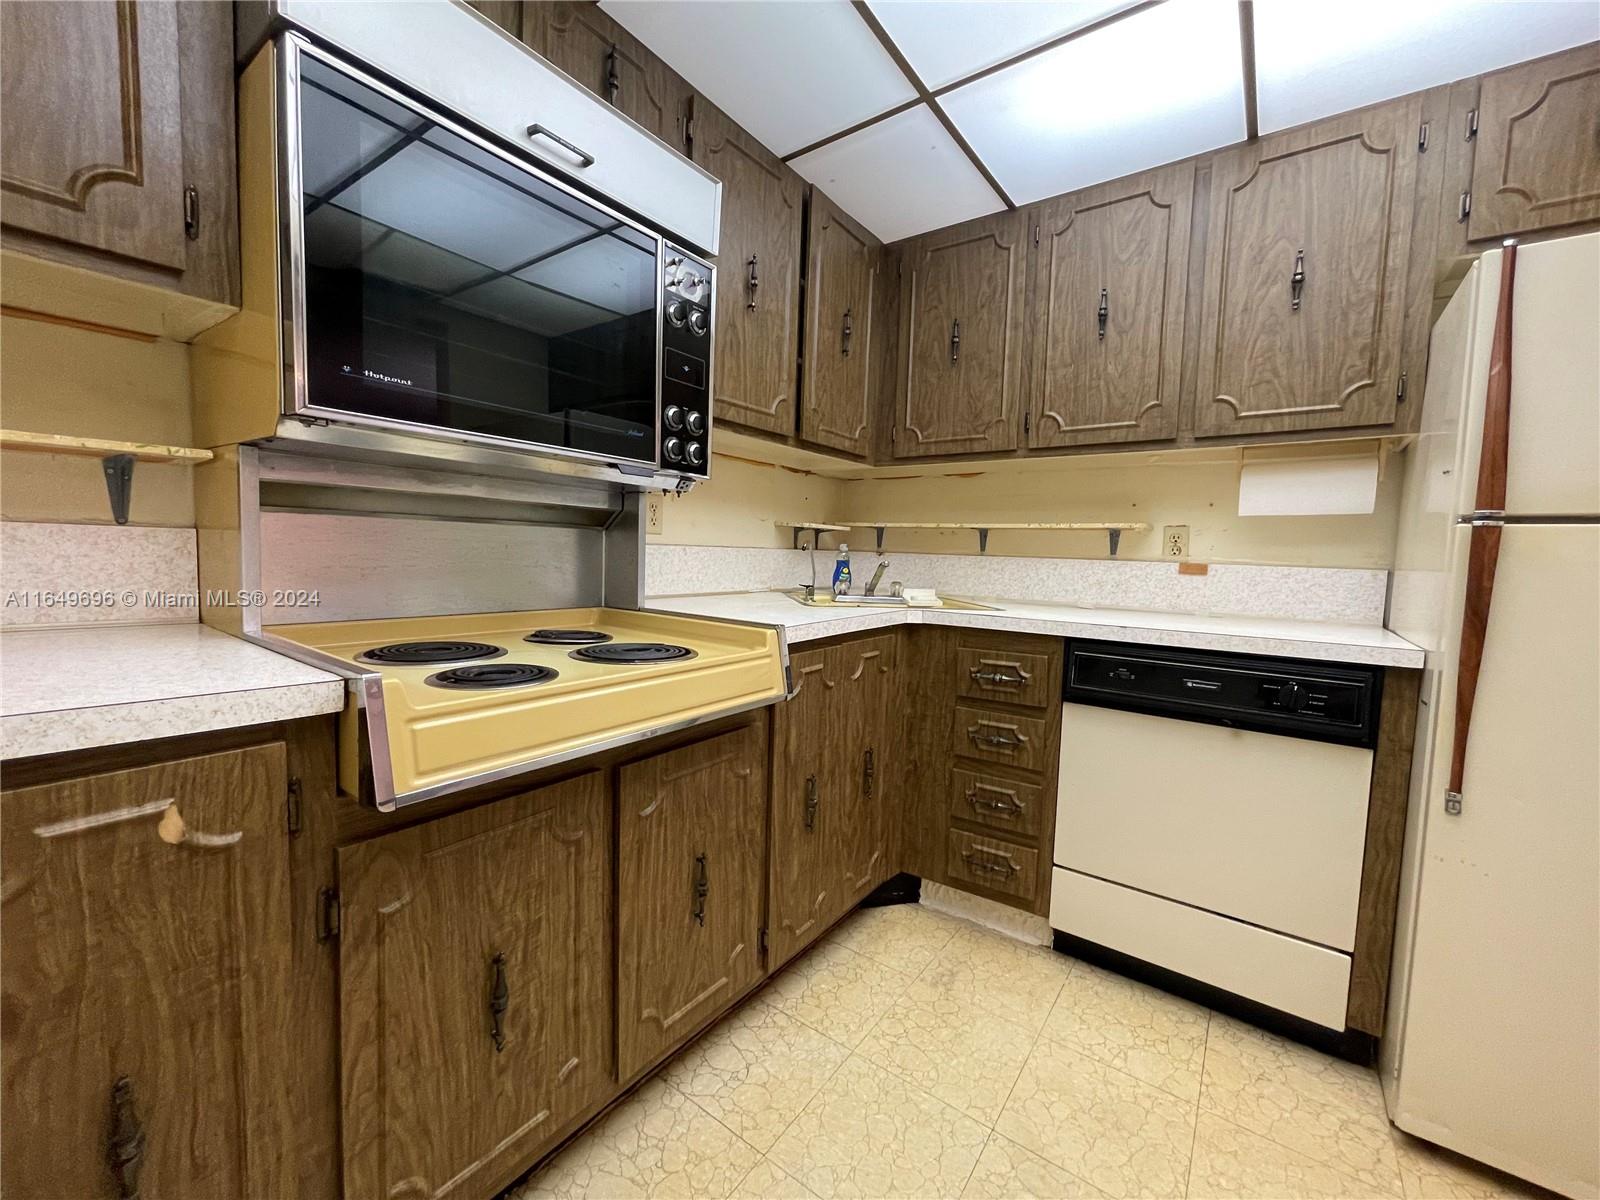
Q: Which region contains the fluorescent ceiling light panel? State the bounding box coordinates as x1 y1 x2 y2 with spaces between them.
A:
941 0 1245 204
866 0 1141 89
600 0 917 156
1255 1 1600 133
789 105 1004 242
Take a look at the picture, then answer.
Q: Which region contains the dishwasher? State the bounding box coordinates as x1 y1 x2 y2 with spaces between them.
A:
1051 639 1383 1031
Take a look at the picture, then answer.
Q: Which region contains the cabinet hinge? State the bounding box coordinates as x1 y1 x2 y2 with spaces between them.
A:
1465 107 1478 142
286 776 303 836
1032 224 1040 247
682 115 694 156
1023 411 1031 437
317 888 340 943
1396 371 1408 405
1458 191 1472 223
182 185 200 241
1417 121 1430 153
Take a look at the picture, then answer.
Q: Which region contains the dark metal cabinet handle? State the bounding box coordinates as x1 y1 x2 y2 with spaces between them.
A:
1096 287 1108 340
525 124 595 168
842 307 853 357
970 664 1029 689
804 774 819 832
962 848 1019 878
604 45 620 103
965 782 1024 817
967 723 1025 750
107 1075 146 1200
692 852 709 925
863 747 875 799
489 953 509 1053
950 318 961 363
1290 249 1306 311
747 255 759 310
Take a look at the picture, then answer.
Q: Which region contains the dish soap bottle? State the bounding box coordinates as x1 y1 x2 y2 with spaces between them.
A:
831 544 851 598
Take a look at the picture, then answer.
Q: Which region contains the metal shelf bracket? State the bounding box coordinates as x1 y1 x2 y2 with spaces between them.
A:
102 454 136 526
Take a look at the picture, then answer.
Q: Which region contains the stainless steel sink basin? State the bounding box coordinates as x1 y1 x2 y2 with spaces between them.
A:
781 589 998 612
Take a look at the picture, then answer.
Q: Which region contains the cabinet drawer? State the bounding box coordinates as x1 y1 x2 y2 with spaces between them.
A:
955 646 1053 709
951 705 1051 773
947 830 1038 902
949 769 1044 839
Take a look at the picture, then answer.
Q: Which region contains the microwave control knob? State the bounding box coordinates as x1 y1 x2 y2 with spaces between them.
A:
687 307 708 336
685 410 706 436
664 437 685 463
686 442 706 467
664 405 685 431
666 300 687 327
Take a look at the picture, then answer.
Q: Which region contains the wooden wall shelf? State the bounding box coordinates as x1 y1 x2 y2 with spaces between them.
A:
779 519 1150 555
0 429 213 524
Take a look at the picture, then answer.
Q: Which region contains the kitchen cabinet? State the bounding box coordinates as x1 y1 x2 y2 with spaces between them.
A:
801 189 881 457
693 98 805 436
1466 41 1600 242
616 722 767 1081
466 0 522 39
0 0 238 310
1026 162 1194 449
1 742 295 1200
1193 98 1420 439
893 209 1029 458
830 634 897 904
524 1 691 151
337 772 613 1200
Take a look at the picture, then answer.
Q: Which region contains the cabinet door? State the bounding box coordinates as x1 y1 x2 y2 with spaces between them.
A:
802 190 880 456
895 210 1028 458
768 647 841 969
1 744 293 1200
1468 42 1600 241
617 724 767 1080
1194 99 1419 438
530 2 689 150
1027 163 1193 448
695 100 805 435
466 0 522 39
0 1 187 271
830 635 897 904
338 773 613 1200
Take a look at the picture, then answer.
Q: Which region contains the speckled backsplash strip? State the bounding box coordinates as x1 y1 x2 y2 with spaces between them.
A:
1 522 199 627
646 545 1388 625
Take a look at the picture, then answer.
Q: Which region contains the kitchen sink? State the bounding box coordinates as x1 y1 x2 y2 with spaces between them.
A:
781 589 998 612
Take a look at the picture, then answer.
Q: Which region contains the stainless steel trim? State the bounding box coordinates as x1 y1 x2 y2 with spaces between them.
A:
1457 512 1600 527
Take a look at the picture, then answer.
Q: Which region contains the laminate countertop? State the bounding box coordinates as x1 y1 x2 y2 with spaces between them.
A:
0 623 346 760
647 591 1426 669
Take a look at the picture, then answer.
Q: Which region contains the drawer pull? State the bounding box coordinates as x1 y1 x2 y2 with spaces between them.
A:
863 747 875 799
962 848 1019 878
107 1075 145 1200
525 123 595 168
965 782 1025 817
488 953 509 1053
1290 248 1306 311
692 852 709 926
804 774 819 832
970 665 1029 688
967 722 1025 750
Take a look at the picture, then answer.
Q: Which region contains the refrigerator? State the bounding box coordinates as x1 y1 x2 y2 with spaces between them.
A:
1384 230 1599 1198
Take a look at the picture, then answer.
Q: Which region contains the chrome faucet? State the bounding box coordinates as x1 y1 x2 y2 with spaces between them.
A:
864 559 889 596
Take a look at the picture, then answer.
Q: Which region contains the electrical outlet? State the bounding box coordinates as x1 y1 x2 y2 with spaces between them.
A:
645 493 664 535
1163 525 1189 558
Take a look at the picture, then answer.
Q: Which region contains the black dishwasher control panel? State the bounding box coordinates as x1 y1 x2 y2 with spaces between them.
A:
1063 640 1382 748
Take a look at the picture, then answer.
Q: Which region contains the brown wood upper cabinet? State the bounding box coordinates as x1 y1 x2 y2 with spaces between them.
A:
1193 98 1421 438
337 772 614 1200
1 743 294 1200
801 189 881 457
1026 162 1194 449
693 99 805 436
617 723 767 1081
524 1 691 151
1467 41 1600 242
0 0 238 307
894 209 1029 458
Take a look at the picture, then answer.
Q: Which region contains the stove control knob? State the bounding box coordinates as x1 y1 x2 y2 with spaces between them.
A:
687 307 708 336
686 441 706 468
1276 681 1307 710
664 405 685 431
664 436 685 463
685 410 706 436
666 300 687 327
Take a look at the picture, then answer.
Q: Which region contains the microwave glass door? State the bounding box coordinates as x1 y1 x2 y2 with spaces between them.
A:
294 51 661 466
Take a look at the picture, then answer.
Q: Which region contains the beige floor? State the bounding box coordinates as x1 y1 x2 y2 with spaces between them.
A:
510 903 1548 1200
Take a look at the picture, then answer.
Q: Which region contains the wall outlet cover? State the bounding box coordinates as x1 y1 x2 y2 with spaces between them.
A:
645 493 664 535
1163 525 1189 558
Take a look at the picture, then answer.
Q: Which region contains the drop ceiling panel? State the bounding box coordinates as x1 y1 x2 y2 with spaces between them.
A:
789 106 1004 242
1255 2 1600 133
599 0 917 157
867 0 1140 89
941 0 1245 205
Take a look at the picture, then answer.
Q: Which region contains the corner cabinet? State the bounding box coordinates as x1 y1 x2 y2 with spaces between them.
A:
893 209 1029 458
1026 162 1194 449
337 772 614 1200
1 743 294 1200
1467 41 1600 242
1193 98 1420 438
800 189 881 457
694 99 806 436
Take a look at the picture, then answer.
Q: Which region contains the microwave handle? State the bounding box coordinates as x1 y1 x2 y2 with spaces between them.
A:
525 124 595 169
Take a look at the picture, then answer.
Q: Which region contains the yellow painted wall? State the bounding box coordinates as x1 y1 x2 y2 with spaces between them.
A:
0 315 196 526
655 453 847 549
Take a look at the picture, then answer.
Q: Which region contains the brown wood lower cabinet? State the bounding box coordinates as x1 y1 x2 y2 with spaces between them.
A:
1 741 294 1200
337 771 614 1200
616 722 766 1081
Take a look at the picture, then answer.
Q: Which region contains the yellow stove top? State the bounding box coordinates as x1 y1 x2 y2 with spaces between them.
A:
266 607 787 806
